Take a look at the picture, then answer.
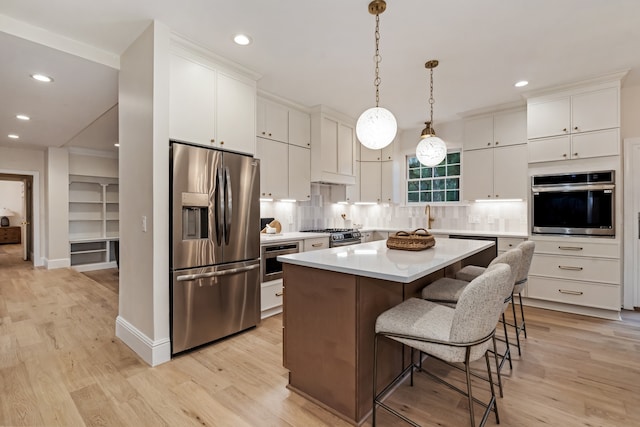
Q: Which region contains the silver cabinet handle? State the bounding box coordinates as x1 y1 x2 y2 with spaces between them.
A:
275 291 284 297
558 265 583 271
177 264 259 281
558 246 583 251
311 243 323 247
558 289 584 296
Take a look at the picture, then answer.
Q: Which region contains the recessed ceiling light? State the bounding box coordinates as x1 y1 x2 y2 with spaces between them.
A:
16 114 30 121
31 73 53 83
233 34 252 46
114 143 120 147
514 80 529 88
8 134 19 139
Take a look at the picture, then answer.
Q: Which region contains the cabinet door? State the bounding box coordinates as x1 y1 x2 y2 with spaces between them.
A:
360 161 381 203
380 160 394 203
346 162 360 203
320 116 339 174
288 145 311 201
381 143 394 161
463 148 493 200
571 87 619 133
528 135 571 163
493 145 527 199
257 98 288 142
169 55 216 146
493 110 527 147
571 128 620 159
256 138 288 199
338 123 355 176
527 97 570 139
463 116 494 150
217 72 256 155
288 109 311 148
360 146 381 161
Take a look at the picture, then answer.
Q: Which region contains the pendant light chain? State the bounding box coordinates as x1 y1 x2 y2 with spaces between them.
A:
429 66 434 125
374 13 381 108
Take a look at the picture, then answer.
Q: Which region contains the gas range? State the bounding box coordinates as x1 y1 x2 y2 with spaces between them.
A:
301 228 362 247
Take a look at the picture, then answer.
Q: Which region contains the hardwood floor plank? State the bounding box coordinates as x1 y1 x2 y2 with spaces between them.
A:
0 362 46 426
70 383 126 427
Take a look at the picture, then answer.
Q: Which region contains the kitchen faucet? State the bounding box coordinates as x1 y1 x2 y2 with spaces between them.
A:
425 204 435 229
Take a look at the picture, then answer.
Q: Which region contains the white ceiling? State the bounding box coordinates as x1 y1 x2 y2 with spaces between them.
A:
2 0 640 153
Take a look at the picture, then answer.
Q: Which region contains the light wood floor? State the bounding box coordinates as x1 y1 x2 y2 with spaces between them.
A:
1 242 639 426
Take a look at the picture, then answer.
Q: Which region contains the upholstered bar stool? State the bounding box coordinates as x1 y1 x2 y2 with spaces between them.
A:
456 241 535 355
421 247 522 396
373 264 513 427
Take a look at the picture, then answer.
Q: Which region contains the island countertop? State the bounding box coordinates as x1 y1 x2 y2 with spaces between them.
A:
278 237 494 283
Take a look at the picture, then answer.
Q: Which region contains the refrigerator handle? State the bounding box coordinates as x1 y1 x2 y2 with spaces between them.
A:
224 166 232 245
176 263 260 282
215 166 224 246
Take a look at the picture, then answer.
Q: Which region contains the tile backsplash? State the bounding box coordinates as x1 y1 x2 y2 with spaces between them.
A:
261 185 528 234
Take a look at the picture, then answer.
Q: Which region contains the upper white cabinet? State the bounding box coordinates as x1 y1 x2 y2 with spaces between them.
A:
463 144 528 200
288 108 311 148
256 137 288 200
310 106 356 185
169 53 257 155
257 97 289 143
463 109 528 201
360 143 394 162
463 110 527 151
358 141 395 203
289 144 311 201
527 85 619 140
360 161 381 203
526 78 623 163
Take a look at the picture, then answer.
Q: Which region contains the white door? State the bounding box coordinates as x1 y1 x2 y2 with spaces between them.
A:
623 138 640 309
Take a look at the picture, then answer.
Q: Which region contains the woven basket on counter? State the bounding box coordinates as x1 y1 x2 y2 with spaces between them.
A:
386 228 436 251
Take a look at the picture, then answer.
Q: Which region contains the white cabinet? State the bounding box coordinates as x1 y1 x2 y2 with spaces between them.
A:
358 142 395 204
310 106 356 185
527 236 621 313
256 137 288 200
463 140 528 200
527 86 619 140
288 145 311 201
360 144 393 162
288 108 311 148
463 110 527 150
303 236 330 251
380 161 394 203
528 128 620 163
169 53 257 155
360 162 381 203
257 97 289 143
345 162 360 203
68 175 119 271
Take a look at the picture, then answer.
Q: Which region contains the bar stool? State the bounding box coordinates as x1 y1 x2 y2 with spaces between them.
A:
373 263 513 427
421 247 522 397
456 241 535 355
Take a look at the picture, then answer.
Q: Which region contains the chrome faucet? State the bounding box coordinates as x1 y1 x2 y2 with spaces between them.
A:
425 204 435 229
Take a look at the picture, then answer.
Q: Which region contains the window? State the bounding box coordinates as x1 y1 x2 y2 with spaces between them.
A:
407 151 460 203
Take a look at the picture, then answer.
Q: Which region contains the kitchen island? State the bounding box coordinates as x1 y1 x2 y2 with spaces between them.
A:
278 238 495 425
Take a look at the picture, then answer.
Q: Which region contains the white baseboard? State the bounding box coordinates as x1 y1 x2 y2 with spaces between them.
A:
522 297 621 320
45 257 70 269
72 261 117 272
115 316 171 366
261 305 283 319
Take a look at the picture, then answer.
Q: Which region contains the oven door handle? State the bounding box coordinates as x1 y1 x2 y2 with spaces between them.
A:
177 264 259 282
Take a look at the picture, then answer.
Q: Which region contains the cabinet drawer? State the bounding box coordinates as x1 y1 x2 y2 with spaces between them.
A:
498 237 526 252
304 237 330 251
530 254 620 284
261 280 283 311
527 276 620 311
532 238 620 258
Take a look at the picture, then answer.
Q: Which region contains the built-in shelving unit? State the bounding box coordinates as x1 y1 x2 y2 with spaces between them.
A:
69 175 119 271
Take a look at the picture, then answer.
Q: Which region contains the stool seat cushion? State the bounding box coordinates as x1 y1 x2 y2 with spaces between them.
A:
455 265 486 282
421 277 469 304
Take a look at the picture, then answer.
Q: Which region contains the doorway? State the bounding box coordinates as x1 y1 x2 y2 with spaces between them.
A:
623 137 640 310
0 172 37 266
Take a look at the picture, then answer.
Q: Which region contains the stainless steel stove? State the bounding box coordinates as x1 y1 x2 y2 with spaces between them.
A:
301 228 362 247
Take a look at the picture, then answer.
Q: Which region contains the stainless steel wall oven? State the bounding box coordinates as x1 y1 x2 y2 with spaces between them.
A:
261 241 300 282
531 171 615 236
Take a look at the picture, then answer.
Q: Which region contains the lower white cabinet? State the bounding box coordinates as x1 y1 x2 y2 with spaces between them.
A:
260 279 284 319
526 236 621 314
303 237 330 251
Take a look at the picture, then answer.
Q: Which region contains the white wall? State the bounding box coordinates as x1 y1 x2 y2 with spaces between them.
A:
45 147 70 268
0 181 23 226
116 21 171 366
69 152 118 178
622 83 640 140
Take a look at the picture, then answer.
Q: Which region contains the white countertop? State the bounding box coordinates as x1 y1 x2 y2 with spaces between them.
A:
260 231 327 244
359 227 528 238
278 237 494 283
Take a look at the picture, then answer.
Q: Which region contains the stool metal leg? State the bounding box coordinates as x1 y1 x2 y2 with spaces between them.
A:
511 295 522 356
501 312 513 369
492 336 504 398
484 351 500 425
518 292 527 339
464 347 475 427
372 334 379 426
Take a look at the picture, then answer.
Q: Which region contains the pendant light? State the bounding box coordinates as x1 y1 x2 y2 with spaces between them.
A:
416 60 447 166
356 0 397 150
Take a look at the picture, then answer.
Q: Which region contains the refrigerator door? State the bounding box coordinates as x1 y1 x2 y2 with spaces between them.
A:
171 143 223 270
221 152 260 264
171 259 260 354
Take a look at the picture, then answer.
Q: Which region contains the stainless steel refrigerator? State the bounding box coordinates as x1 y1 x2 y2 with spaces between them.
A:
170 141 260 355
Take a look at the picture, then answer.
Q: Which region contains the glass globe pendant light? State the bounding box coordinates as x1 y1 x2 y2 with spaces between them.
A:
356 0 397 150
416 60 447 166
